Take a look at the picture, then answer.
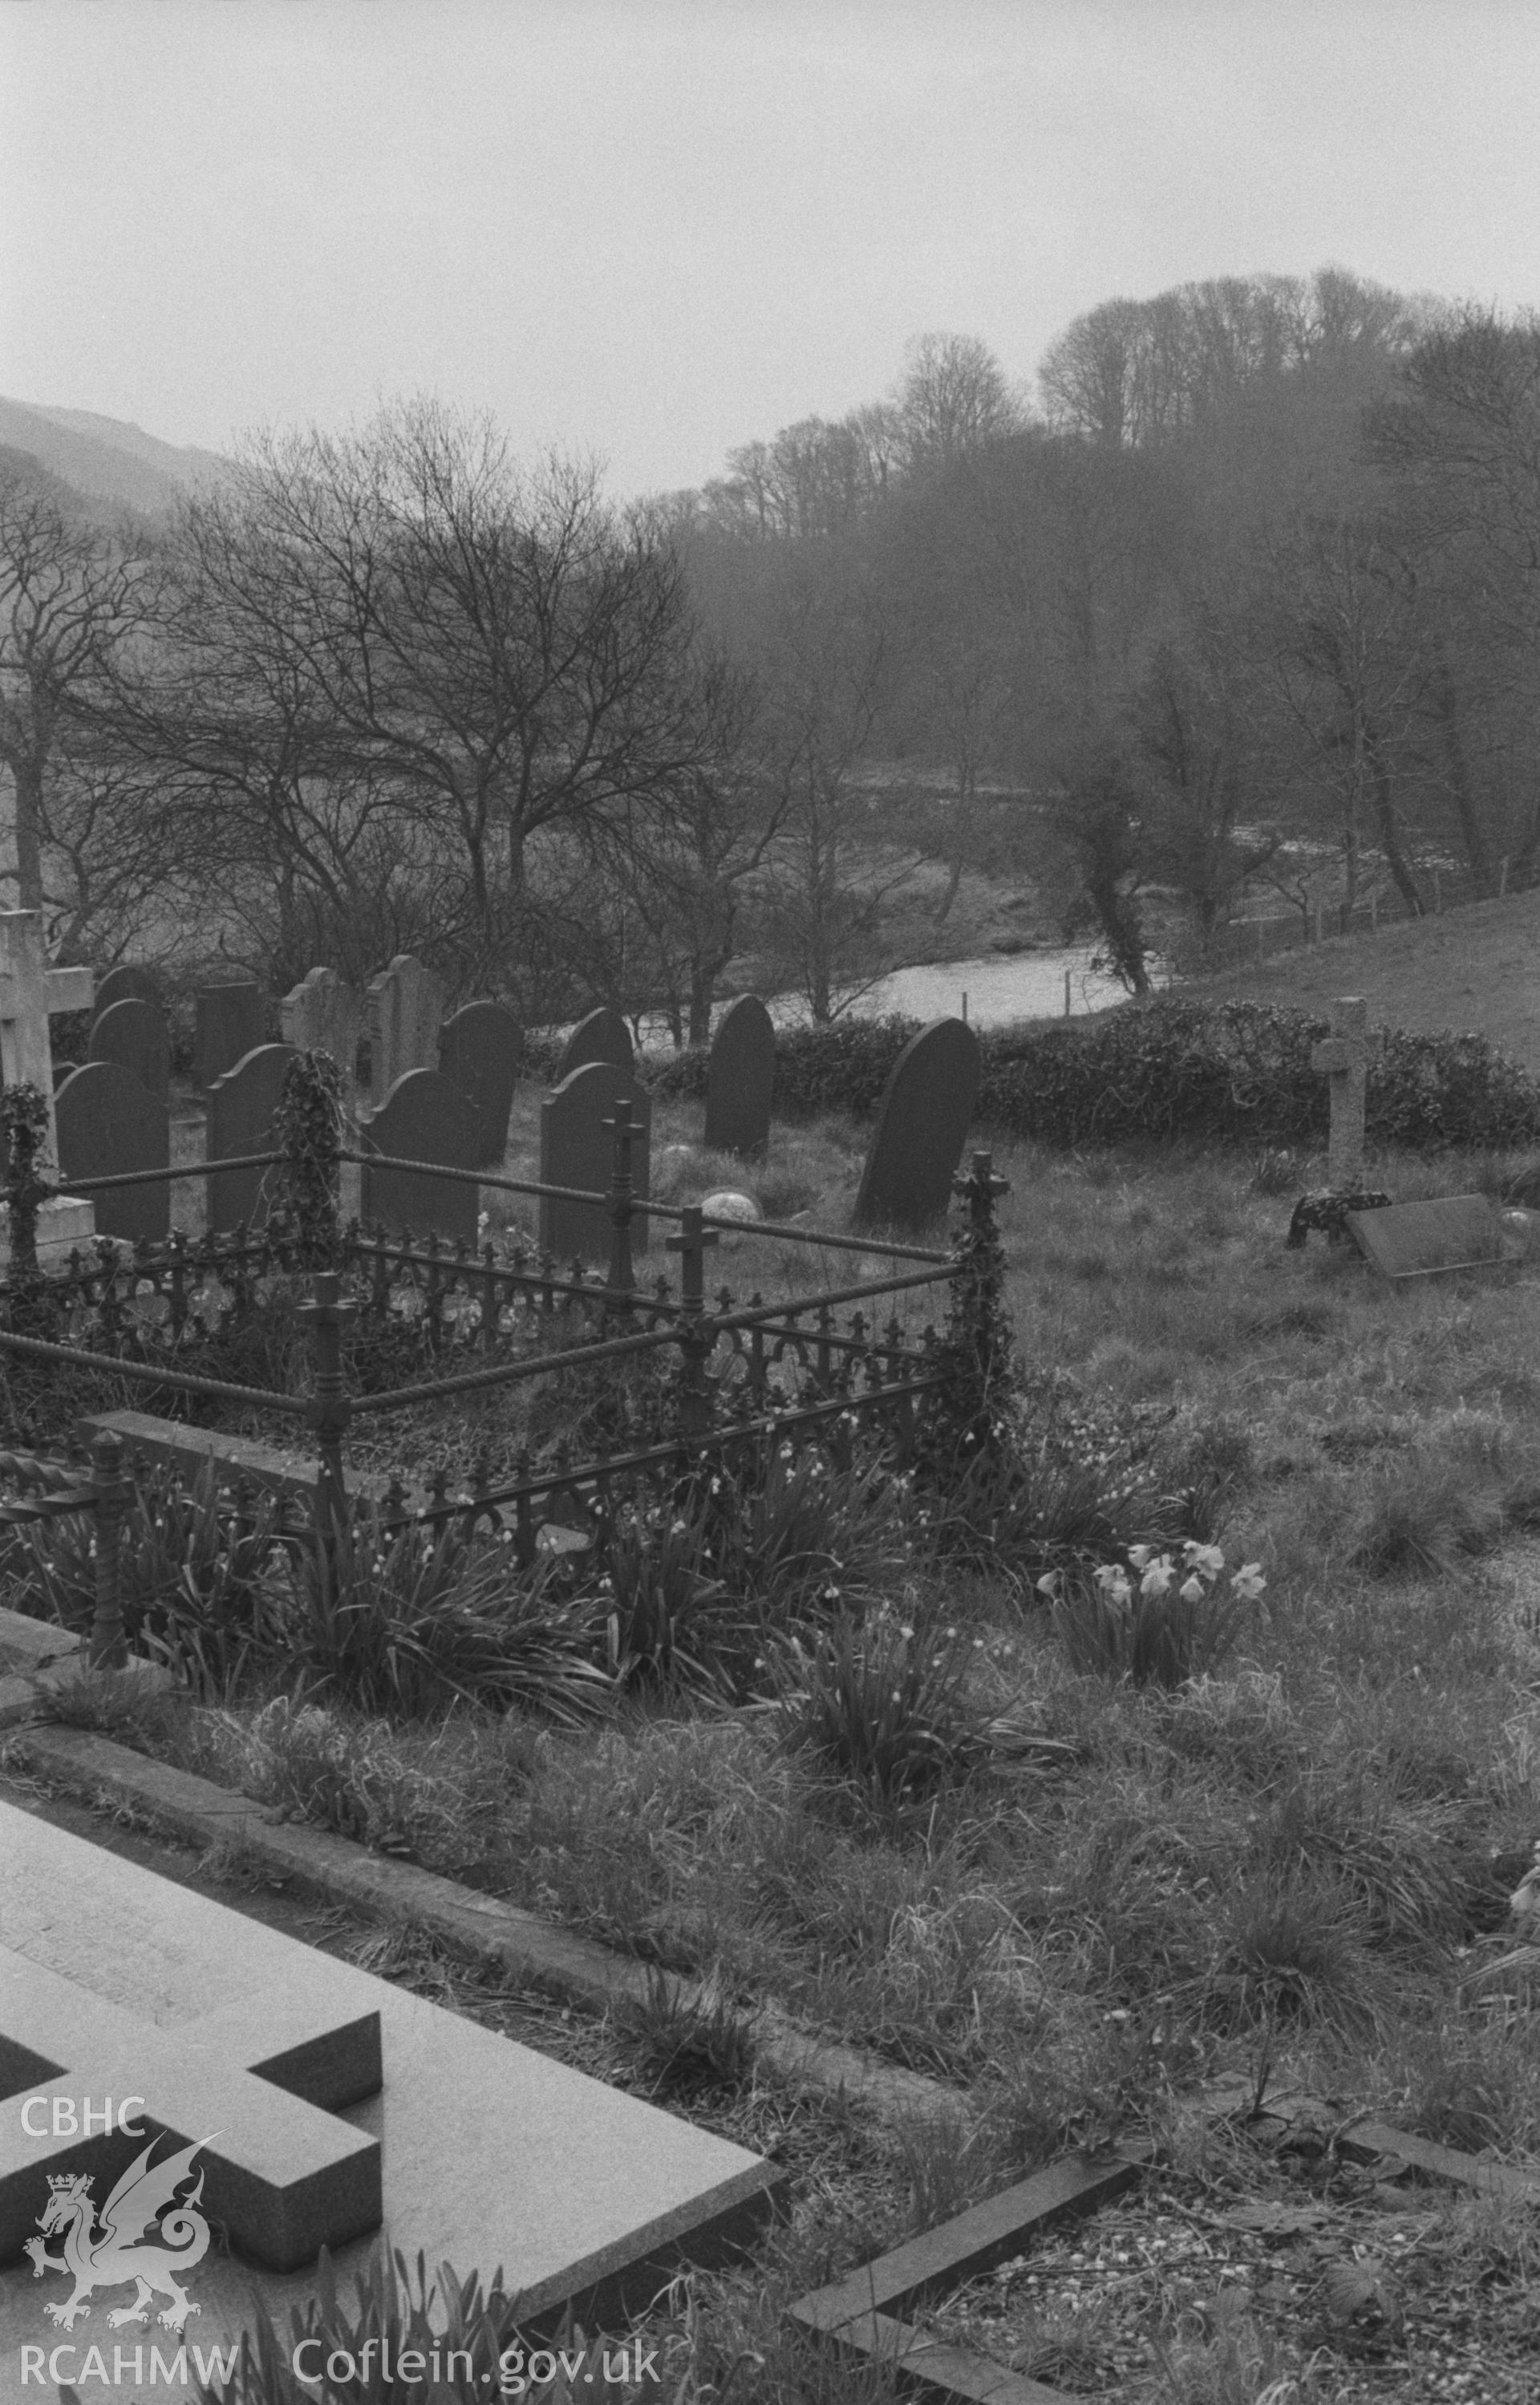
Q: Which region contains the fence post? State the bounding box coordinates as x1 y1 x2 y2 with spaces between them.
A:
667 1204 719 1439
603 1097 646 1312
87 1428 129 1669
298 1270 356 1548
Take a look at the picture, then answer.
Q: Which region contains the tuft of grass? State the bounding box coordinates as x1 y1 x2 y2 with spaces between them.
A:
770 1604 995 1806
609 1965 758 2099
1214 1875 1380 2031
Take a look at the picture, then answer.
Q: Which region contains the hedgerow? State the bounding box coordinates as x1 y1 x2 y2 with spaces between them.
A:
649 997 1540 1153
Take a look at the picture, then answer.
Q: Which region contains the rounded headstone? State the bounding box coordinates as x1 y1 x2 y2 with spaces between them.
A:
281 967 363 1081
557 1006 633 1083
87 996 170 1100
700 1188 761 1250
538 1062 651 1265
365 954 444 1109
439 1000 521 1169
853 1016 981 1234
92 963 159 1022
206 1042 297 1233
704 995 775 1160
361 1069 480 1243
196 982 265 1093
55 1061 170 1245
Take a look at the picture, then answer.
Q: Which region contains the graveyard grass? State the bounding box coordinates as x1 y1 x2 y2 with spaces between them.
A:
10 1095 1540 2401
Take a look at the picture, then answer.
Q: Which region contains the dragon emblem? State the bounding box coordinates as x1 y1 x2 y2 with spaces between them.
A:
23 2136 212 2332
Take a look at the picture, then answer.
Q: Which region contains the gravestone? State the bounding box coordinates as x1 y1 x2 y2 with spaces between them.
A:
280 967 362 1081
91 963 158 1021
539 1063 651 1263
0 910 95 1265
701 1187 761 1250
87 996 170 1101
1311 996 1376 1188
1348 1194 1509 1282
365 954 444 1111
557 1004 633 1082
853 1016 980 1233
55 1061 170 1244
361 1068 480 1243
704 995 776 1160
194 982 265 1094
206 1043 296 1233
0 1802 778 2388
439 1000 521 1167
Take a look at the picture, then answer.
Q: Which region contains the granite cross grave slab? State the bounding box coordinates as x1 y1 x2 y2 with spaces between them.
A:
193 984 265 1096
1348 1194 1510 1281
439 1000 521 1168
704 996 775 1161
365 955 444 1111
205 1044 296 1235
853 1016 980 1233
540 1064 650 1263
87 998 170 1104
360 1069 480 1243
56 1062 171 1245
1311 996 1376 1188
557 1007 633 1083
0 1803 778 2400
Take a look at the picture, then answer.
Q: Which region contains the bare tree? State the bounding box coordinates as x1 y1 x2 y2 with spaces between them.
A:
0 455 146 917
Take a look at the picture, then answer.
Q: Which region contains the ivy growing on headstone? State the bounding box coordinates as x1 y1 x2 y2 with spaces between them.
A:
274 1048 345 1266
1 1081 51 1279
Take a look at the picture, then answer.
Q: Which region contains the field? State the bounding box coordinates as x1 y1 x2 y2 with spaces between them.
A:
1206 886 1540 1077
9 1097 1540 2401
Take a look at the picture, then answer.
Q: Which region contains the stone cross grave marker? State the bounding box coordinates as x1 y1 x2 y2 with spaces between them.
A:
1311 996 1376 1188
91 963 158 1022
360 1068 479 1243
206 1042 296 1233
1348 1194 1510 1282
540 1061 651 1263
557 1004 633 1083
439 999 520 1167
0 910 95 1263
853 1016 981 1233
704 995 775 1160
0 911 92 1174
0 1949 383 2273
365 955 444 1111
280 967 362 1083
56 1061 170 1244
194 981 265 1094
87 996 170 1102
0 1798 779 2365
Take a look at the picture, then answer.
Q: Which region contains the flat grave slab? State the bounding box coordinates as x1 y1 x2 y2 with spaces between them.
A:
1348 1194 1510 1280
0 1804 779 2402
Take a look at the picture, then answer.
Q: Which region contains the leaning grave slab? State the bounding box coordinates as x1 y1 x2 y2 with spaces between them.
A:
1348 1193 1510 1280
853 1016 981 1235
0 1803 780 2403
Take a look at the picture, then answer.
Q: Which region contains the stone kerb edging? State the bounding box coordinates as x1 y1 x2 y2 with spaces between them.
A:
2 1704 958 2131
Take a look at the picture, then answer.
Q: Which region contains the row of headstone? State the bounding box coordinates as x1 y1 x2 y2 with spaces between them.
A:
281 959 521 1168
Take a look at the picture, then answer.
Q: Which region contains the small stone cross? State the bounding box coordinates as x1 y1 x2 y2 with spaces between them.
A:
0 1942 381 2272
1311 996 1374 1188
0 910 93 1175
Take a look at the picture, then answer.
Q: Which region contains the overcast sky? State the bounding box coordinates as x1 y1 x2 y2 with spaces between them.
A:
2 0 1537 498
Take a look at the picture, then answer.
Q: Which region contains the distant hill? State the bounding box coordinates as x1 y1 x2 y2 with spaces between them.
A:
1199 887 1540 1076
0 397 228 518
